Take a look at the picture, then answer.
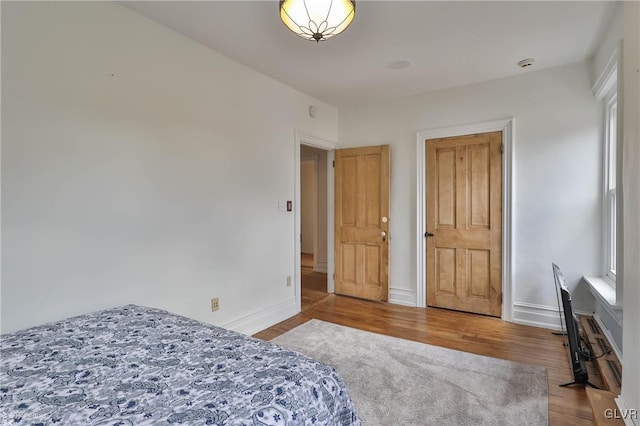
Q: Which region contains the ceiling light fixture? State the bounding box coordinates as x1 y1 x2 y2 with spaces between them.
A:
280 0 356 42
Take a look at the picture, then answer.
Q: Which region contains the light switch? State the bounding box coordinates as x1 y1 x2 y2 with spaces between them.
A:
278 200 293 212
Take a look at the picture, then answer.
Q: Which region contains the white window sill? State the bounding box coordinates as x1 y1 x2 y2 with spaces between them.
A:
583 276 623 323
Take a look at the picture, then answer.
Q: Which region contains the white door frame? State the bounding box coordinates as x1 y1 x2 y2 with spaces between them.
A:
300 156 318 263
416 118 515 321
294 131 338 313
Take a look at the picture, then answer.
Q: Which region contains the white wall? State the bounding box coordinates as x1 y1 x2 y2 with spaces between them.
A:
301 145 328 272
300 160 315 254
588 0 624 354
591 2 624 85
0 1 338 334
620 0 640 418
338 62 602 323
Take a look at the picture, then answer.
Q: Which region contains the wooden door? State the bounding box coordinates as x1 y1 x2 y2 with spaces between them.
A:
335 145 390 301
426 132 502 316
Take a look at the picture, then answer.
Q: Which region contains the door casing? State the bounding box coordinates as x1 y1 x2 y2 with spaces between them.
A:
294 131 338 313
416 119 514 321
300 156 318 261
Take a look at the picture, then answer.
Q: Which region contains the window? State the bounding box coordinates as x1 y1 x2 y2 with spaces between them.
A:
604 87 617 283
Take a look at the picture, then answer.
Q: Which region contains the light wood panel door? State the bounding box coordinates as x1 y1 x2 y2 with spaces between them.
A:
426 132 502 316
335 145 390 301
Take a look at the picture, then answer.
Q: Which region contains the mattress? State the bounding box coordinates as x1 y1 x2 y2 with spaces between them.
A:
0 305 360 425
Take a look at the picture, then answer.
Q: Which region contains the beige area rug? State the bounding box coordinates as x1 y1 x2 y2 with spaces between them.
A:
272 319 548 426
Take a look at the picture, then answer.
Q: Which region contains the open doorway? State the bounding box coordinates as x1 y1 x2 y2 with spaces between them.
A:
300 145 329 309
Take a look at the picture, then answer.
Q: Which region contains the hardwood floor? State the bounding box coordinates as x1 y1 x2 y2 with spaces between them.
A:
254 294 598 425
300 253 330 309
301 253 315 269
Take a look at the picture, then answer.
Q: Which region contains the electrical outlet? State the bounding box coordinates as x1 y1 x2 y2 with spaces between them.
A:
211 297 219 312
286 276 292 287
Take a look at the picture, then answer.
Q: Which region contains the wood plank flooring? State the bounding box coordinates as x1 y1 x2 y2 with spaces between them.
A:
300 254 330 309
254 282 598 425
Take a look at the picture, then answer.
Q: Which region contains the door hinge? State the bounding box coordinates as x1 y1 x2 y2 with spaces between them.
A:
333 273 336 281
500 143 504 154
332 160 335 167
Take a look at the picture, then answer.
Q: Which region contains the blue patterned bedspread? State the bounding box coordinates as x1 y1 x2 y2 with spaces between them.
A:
0 305 360 425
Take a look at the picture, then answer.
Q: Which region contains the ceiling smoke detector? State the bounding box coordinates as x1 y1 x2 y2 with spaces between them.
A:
517 58 536 68
386 60 412 70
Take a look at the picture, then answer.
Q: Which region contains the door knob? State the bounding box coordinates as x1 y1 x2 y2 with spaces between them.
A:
425 232 434 237
381 231 387 238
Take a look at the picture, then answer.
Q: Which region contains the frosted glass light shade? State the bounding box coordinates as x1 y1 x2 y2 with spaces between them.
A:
280 0 356 42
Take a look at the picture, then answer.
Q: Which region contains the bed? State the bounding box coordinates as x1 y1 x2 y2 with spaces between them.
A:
0 305 360 425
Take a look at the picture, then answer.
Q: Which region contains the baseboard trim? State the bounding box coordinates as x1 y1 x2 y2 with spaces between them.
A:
314 261 328 274
222 298 298 336
389 288 416 307
615 394 638 426
513 302 563 330
513 301 592 330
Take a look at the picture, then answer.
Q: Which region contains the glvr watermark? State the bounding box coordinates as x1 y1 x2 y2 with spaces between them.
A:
604 408 638 420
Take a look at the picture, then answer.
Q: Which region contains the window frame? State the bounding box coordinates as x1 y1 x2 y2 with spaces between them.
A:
603 85 617 284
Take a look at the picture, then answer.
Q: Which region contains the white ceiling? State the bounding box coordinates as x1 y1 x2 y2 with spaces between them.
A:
123 1 617 108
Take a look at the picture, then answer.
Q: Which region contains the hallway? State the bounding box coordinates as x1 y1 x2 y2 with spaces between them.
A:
301 253 329 310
